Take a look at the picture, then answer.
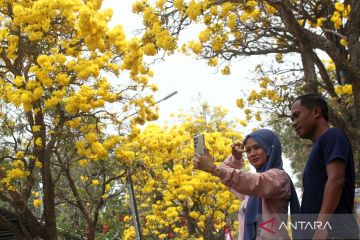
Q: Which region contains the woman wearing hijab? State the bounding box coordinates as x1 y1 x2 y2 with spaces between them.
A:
194 129 300 240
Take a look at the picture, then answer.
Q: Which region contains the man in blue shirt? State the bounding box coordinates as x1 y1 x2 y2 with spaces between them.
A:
291 93 358 239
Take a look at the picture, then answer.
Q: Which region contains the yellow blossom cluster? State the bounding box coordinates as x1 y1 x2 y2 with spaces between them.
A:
297 2 350 31
335 84 353 95
0 1 161 222
236 98 244 108
133 2 176 54
120 106 244 239
186 0 203 21
133 0 271 74
33 199 43 208
221 66 231 75
1 153 31 191
233 73 285 123
331 2 351 30
75 137 109 161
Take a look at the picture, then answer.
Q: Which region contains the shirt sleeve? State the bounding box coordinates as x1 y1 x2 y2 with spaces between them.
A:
223 155 243 169
229 188 246 201
322 129 351 165
217 167 291 200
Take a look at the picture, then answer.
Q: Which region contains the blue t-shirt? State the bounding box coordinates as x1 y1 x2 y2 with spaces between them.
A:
301 128 355 213
301 128 358 238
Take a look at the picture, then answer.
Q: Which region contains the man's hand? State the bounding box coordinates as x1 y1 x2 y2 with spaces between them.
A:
313 228 328 240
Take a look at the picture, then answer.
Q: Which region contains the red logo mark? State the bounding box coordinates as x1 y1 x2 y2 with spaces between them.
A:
259 217 276 235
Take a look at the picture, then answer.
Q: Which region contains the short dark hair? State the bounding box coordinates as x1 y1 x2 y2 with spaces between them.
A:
293 93 329 121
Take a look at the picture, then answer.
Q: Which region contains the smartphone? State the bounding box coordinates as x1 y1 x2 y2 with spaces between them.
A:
194 134 205 155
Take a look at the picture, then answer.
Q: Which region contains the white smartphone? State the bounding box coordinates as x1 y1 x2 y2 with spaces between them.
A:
194 134 205 155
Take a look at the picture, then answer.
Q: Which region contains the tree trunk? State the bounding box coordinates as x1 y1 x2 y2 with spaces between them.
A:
41 152 57 240
300 47 318 93
87 223 97 240
34 109 57 239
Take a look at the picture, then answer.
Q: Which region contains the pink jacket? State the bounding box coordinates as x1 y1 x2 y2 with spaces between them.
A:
220 156 291 240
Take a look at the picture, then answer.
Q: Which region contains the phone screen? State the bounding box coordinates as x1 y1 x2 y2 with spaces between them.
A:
194 134 205 155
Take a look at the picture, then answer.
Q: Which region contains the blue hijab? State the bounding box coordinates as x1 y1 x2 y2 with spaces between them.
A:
242 129 300 240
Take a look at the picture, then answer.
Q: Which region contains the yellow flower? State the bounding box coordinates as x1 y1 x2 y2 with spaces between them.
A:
44 96 61 108
7 168 26 179
32 191 39 197
343 5 351 17
189 211 199 219
32 87 44 101
211 35 224 52
197 221 205 229
35 137 42 147
316 17 326 27
335 2 344 12
221 66 231 75
335 84 353 95
227 14 237 30
331 11 342 29
255 111 262 121
339 38 348 46
132 1 146 13
80 176 88 182
123 215 132 222
207 57 218 66
35 161 43 168
66 118 81 128
33 199 42 208
101 194 109 199
123 227 136 240
198 29 211 42
15 151 25 159
55 73 70 86
142 43 157 56
85 132 97 143
236 98 244 108
32 125 41 132
239 119 248 127
92 179 100 185
11 160 24 169
156 0 166 9
14 76 24 87
186 0 202 20
150 84 158 91
210 6 218 15
105 184 111 192
188 41 202 54
91 142 108 159
78 159 88 167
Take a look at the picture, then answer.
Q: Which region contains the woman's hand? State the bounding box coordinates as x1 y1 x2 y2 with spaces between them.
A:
223 142 245 169
194 149 216 173
232 142 245 161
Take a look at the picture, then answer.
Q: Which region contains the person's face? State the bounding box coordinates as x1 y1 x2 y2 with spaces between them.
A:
244 137 268 169
291 100 318 139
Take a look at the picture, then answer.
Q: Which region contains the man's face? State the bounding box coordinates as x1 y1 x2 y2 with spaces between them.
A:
291 100 316 139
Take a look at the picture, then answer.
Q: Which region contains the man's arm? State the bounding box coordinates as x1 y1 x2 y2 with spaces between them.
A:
313 160 345 239
319 159 346 216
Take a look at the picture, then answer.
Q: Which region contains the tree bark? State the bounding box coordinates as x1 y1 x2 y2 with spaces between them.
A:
34 110 57 239
271 0 318 92
87 222 96 240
